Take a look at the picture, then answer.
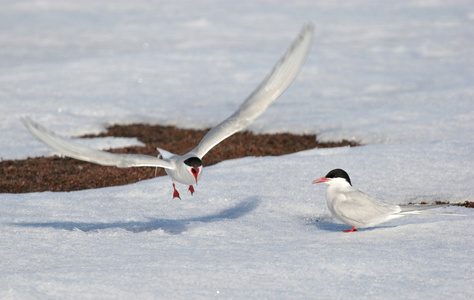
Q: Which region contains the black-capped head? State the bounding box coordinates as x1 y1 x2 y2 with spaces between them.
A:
184 157 202 185
184 157 202 167
325 169 351 185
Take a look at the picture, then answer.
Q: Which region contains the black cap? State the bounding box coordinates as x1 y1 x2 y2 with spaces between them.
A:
184 157 202 167
325 169 351 185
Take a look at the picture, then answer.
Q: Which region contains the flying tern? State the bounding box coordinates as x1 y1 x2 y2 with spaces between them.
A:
22 23 314 199
313 169 452 232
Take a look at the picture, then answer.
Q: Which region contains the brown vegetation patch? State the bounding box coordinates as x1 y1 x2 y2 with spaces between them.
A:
451 201 474 208
1 124 357 193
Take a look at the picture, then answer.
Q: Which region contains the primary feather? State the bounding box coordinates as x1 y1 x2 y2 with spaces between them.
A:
22 23 315 198
21 117 173 169
192 23 314 158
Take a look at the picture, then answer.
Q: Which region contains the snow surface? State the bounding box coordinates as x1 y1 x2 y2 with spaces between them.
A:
1 0 473 299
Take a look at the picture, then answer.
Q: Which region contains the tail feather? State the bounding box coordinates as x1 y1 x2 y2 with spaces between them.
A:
398 204 462 216
156 147 174 159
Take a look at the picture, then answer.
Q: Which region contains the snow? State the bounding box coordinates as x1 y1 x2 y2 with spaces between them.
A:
1 0 473 298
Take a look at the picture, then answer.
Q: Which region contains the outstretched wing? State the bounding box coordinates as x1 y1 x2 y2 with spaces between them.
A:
21 117 174 169
191 23 315 159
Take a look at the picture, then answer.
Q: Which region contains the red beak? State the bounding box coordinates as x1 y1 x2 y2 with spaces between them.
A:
191 167 200 185
312 177 329 184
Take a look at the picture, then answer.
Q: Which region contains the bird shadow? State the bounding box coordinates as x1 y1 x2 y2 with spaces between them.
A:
309 219 395 233
311 220 349 232
10 197 260 235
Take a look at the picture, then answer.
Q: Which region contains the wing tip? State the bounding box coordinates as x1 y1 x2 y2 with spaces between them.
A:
20 114 32 127
20 115 41 134
303 21 315 33
300 22 315 42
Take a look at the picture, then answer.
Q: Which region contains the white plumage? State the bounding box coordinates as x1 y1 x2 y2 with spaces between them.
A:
22 23 314 199
313 169 452 232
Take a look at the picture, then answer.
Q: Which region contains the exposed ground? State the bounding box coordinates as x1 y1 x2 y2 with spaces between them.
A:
2 123 472 208
1 124 357 193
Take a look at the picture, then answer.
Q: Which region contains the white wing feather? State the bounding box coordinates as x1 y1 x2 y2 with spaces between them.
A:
333 189 402 228
21 117 173 169
191 23 315 158
334 192 455 228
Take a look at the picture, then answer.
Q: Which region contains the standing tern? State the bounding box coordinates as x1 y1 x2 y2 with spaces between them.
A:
313 169 452 232
22 23 314 199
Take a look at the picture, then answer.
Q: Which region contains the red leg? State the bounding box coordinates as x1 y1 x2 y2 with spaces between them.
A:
343 226 357 233
172 183 181 199
188 185 195 195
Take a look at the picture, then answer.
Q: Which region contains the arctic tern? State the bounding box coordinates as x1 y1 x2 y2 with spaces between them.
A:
22 23 314 199
313 169 452 232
